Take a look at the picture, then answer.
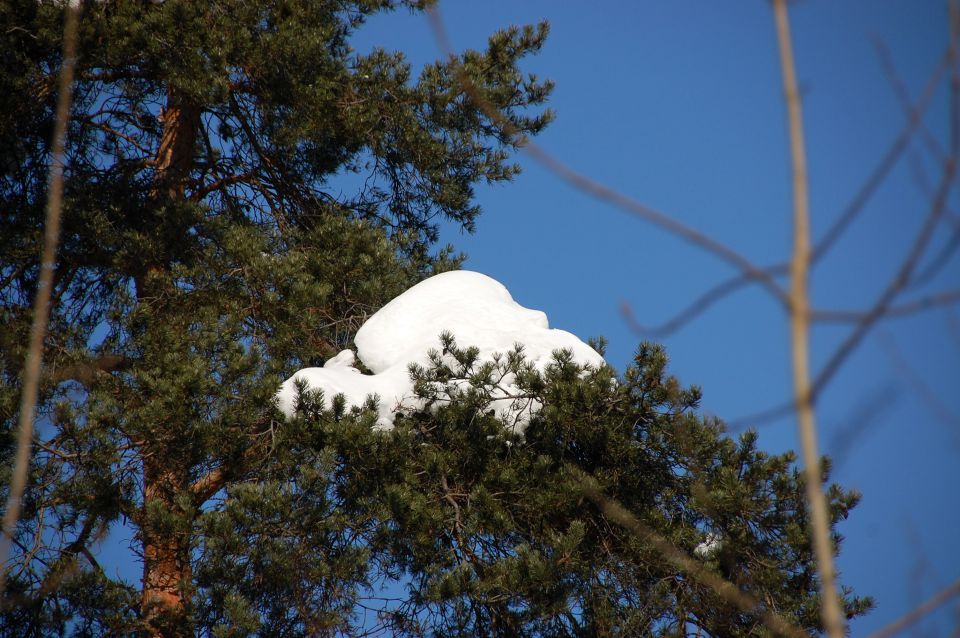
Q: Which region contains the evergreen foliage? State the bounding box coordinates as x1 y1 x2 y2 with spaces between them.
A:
0 1 870 636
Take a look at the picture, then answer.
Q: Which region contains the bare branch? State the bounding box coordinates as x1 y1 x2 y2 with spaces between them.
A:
190 171 255 201
811 102 957 405
871 35 947 163
188 427 273 507
812 289 960 322
188 467 228 507
729 15 960 433
425 7 789 308
947 306 960 349
866 578 960 638
624 44 949 338
811 45 949 265
577 471 810 638
51 354 128 387
879 331 960 435
826 382 900 468
0 2 79 595
0 263 27 294
620 274 763 338
80 116 154 155
773 1 845 635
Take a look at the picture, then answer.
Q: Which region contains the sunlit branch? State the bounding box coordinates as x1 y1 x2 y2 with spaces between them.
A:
773 1 845 634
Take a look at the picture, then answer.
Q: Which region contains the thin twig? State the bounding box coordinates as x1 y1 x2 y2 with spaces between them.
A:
425 7 789 308
0 2 79 594
812 159 956 402
773 1 845 636
879 331 960 434
809 4 960 405
866 578 960 638
577 472 809 638
622 46 948 338
728 129 958 434
826 381 900 469
872 35 946 162
812 289 960 322
947 306 960 349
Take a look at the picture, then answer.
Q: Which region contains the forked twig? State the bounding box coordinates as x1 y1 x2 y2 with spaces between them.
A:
728 127 957 434
625 45 949 338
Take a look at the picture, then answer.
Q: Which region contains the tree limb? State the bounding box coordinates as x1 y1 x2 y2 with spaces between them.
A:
0 2 79 596
772 1 845 635
578 471 809 638
52 354 129 387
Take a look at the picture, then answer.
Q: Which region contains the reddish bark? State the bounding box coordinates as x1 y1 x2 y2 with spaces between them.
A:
141 460 192 638
152 89 200 199
139 87 199 638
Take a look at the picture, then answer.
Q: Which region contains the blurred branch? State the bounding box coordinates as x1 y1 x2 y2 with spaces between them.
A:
729 14 960 433
734 239 959 436
879 330 960 435
907 220 960 289
576 470 809 638
626 287 960 339
425 6 789 308
51 354 128 387
0 3 79 594
872 35 946 163
866 578 960 638
773 1 845 636
623 45 949 338
826 381 900 468
812 289 960 322
947 306 960 348
808 32 958 413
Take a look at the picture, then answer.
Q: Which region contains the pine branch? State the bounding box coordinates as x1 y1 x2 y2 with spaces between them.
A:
52 354 129 387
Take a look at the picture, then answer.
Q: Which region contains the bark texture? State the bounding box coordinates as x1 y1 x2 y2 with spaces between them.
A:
140 87 199 638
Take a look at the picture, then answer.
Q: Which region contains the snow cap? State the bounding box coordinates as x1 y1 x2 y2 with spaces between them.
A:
355 270 602 373
277 270 604 429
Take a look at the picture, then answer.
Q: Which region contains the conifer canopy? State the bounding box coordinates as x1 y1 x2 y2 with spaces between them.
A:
0 1 870 636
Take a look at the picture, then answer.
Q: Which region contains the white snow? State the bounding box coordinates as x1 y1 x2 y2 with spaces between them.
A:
694 533 722 559
276 270 604 429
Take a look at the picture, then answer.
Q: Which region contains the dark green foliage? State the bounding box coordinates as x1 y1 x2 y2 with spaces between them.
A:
0 0 870 636
197 340 871 636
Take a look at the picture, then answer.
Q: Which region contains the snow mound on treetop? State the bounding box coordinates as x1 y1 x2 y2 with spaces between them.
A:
355 271 602 373
276 270 605 429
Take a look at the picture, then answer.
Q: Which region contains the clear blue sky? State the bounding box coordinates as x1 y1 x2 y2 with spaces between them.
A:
351 1 959 634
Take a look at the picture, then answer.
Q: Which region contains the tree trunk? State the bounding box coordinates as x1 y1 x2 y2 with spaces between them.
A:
152 88 200 200
141 460 192 638
140 87 199 638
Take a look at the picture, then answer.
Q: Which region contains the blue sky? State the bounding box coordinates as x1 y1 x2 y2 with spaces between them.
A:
351 1 959 634
82 2 957 634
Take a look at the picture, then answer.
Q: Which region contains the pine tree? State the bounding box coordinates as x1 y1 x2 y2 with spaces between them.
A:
0 2 871 637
